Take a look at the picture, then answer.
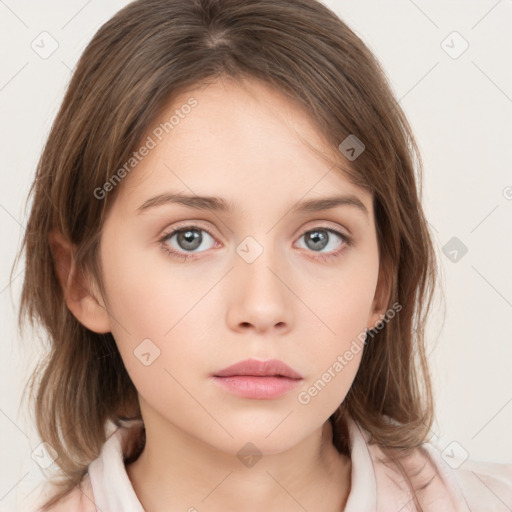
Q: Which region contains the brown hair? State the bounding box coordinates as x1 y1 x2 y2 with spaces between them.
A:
14 0 440 509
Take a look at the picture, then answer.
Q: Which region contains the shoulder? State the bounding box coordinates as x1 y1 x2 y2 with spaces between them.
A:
446 456 512 510
36 474 97 512
366 438 512 511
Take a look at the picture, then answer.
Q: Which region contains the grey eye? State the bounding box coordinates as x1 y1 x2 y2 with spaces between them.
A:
298 229 343 253
166 228 215 253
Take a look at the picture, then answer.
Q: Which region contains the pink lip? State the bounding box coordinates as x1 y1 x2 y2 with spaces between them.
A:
212 358 303 400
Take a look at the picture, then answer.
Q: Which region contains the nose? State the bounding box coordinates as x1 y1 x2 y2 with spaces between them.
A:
225 237 293 335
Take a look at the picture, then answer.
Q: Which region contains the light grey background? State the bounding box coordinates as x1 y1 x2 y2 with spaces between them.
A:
1 0 511 510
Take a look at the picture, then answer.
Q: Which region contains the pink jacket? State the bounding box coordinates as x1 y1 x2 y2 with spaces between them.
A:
33 417 512 511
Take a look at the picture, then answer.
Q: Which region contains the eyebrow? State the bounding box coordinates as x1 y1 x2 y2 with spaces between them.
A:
136 192 368 217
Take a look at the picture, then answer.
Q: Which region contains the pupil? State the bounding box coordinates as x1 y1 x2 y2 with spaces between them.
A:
307 230 328 251
178 229 201 250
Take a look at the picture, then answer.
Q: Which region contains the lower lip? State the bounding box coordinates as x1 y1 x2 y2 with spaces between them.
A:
212 375 302 399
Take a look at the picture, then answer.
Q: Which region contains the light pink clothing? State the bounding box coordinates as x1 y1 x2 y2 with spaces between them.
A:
34 417 512 511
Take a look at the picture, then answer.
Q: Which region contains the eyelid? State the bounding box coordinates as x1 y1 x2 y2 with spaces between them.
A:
297 219 351 238
158 220 218 240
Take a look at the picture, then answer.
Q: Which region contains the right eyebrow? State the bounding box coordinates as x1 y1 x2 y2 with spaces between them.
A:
137 192 232 214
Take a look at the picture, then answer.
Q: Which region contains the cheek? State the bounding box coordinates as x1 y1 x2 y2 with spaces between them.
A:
99 235 215 382
307 249 379 335
300 249 378 383
294 279 373 414
100 234 197 335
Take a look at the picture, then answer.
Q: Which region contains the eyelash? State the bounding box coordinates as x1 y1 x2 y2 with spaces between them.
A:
157 223 352 263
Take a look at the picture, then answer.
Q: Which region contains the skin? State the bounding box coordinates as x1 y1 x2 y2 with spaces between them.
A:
52 76 388 512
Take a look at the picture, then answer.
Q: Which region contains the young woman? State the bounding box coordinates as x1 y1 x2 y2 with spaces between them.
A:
16 0 512 510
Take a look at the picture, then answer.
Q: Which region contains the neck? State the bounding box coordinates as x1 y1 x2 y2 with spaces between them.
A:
126 409 351 512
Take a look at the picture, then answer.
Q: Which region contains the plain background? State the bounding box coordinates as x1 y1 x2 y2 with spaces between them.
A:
1 0 511 510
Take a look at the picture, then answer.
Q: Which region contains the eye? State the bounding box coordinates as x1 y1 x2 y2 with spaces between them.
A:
158 224 217 262
295 228 351 262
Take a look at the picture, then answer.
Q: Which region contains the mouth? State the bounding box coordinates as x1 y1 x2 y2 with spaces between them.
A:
213 358 303 379
212 358 303 399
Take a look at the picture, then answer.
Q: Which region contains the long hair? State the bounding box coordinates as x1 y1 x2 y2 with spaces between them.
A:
13 0 439 508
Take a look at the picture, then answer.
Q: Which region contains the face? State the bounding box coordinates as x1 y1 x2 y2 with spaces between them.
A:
97 76 384 455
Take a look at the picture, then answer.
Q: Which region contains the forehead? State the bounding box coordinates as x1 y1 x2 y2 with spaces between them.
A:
114 77 372 217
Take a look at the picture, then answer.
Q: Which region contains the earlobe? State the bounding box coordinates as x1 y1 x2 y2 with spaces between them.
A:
368 306 388 332
48 229 111 334
367 261 393 331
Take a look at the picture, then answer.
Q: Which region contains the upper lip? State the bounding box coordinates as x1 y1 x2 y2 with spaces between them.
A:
214 358 303 379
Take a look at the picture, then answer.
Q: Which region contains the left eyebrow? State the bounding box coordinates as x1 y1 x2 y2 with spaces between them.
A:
136 192 369 218
291 195 368 217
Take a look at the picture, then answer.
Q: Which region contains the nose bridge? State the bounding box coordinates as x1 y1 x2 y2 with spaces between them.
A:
235 232 283 289
229 231 292 330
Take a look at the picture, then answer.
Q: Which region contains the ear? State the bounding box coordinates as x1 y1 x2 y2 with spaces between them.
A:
48 229 111 333
367 259 393 331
